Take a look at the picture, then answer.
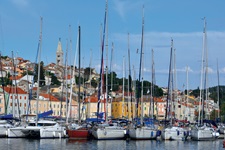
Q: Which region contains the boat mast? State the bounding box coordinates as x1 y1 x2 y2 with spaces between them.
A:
122 56 125 118
36 17 42 126
110 43 113 119
199 17 206 126
203 17 209 120
138 5 144 125
105 0 109 122
151 49 155 120
217 59 220 119
78 25 81 123
173 48 177 121
66 28 79 123
87 49 92 119
165 39 173 126
186 65 189 121
97 0 107 122
127 33 133 121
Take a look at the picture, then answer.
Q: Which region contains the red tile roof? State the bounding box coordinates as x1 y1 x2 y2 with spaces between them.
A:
1 86 27 94
39 93 59 102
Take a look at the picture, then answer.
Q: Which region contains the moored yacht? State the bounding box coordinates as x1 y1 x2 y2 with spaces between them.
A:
8 119 67 138
91 122 126 140
191 123 219 141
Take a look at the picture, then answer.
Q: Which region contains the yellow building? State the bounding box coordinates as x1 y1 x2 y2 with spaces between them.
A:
111 97 137 120
111 96 164 120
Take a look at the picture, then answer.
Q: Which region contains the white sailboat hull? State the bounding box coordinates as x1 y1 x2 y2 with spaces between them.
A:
191 127 219 141
129 127 158 140
40 127 67 138
8 126 26 138
0 121 14 137
8 120 67 138
8 126 67 138
92 126 125 140
161 126 189 140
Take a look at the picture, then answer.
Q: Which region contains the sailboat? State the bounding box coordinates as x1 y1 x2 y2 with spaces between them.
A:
128 6 159 140
91 0 126 140
8 17 67 138
66 26 92 139
161 39 189 140
190 17 219 141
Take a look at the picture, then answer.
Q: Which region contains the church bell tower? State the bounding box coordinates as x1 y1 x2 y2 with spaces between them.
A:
56 38 63 66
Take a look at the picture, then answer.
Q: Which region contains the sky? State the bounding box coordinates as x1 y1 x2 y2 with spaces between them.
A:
0 0 225 90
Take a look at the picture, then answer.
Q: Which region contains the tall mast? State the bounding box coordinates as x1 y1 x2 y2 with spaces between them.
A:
133 65 136 119
66 28 79 123
122 56 125 118
36 17 43 126
204 18 209 119
199 17 207 125
127 33 132 121
97 0 107 122
217 59 220 119
105 0 108 122
78 26 81 123
11 51 15 118
186 65 189 121
151 49 155 119
165 39 173 126
88 49 92 119
173 48 177 120
110 43 114 92
109 43 113 120
64 38 68 120
138 5 144 125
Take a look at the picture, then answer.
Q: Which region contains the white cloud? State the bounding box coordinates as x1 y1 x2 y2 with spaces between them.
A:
109 30 225 89
112 0 143 20
176 66 194 73
207 67 214 74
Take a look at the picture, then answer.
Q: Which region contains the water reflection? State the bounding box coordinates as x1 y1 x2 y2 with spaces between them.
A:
0 138 224 150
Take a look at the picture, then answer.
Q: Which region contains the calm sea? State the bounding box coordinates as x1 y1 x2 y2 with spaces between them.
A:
0 138 224 150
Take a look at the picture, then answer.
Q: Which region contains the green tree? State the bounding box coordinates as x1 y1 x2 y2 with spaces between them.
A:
47 72 61 85
34 61 45 87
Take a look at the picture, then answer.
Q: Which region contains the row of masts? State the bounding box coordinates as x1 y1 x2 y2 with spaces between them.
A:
5 4 221 126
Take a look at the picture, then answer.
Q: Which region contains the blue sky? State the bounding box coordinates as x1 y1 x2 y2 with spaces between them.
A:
0 0 225 90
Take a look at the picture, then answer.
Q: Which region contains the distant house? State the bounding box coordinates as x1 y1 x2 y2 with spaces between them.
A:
0 86 29 117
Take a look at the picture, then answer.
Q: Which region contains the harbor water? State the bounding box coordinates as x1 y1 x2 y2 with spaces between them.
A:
0 138 224 150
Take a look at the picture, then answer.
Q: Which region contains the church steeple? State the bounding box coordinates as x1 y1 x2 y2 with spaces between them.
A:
56 38 63 66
